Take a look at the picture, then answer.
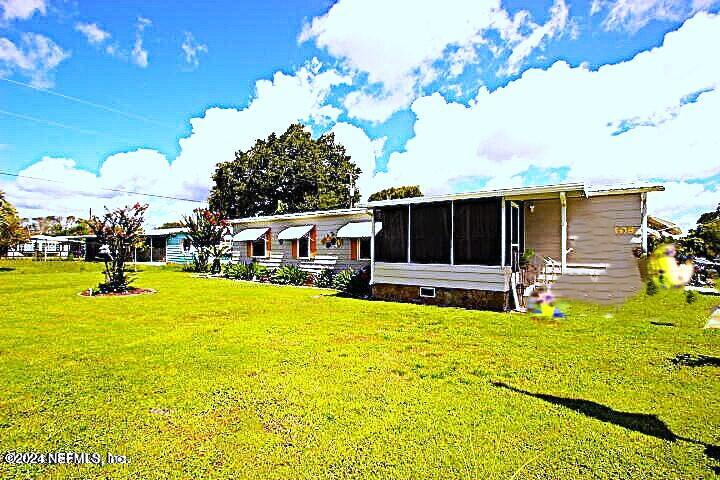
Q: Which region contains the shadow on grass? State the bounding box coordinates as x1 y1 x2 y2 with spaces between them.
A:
492 382 720 466
671 354 720 368
650 321 675 327
0 267 15 272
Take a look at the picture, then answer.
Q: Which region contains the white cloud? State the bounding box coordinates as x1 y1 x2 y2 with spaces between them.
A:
0 32 69 87
301 0 572 122
131 16 151 68
591 0 719 32
3 61 351 225
329 122 386 200
649 182 719 231
75 22 111 45
371 12 720 225
181 32 207 69
501 0 569 75
0 0 45 21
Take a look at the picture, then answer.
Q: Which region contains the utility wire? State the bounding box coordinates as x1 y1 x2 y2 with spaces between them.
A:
1 77 174 128
0 171 205 203
0 109 138 143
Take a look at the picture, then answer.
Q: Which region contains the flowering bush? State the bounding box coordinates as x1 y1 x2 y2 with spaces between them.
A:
182 208 230 273
88 203 147 293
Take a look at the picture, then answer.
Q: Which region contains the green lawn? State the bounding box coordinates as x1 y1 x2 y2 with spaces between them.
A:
0 260 718 479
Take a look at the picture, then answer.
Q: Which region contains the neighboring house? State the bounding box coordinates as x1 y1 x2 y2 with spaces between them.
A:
13 235 85 258
146 228 195 264
365 182 664 310
647 216 682 240
229 208 376 274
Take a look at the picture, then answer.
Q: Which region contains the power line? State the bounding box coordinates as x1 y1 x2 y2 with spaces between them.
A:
0 171 205 203
1 77 174 128
0 109 137 143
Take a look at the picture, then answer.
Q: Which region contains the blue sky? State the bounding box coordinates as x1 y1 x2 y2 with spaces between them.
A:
1 0 719 228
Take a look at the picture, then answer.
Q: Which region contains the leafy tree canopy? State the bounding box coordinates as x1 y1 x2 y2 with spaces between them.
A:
680 203 720 260
0 190 30 257
208 124 361 218
367 185 423 202
158 221 183 229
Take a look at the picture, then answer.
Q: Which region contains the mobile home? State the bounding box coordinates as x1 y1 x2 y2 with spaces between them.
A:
366 182 664 310
229 208 376 274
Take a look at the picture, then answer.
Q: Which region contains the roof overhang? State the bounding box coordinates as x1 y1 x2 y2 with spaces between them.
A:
278 225 314 240
364 182 666 208
337 221 382 238
585 183 664 197
229 208 370 224
233 227 269 242
364 183 586 207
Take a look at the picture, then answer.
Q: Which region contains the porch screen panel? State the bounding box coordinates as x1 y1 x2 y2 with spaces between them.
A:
375 206 408 262
453 198 501 265
411 202 451 264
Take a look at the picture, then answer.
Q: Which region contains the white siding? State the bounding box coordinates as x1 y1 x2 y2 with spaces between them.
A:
231 212 371 271
374 262 510 292
526 194 644 303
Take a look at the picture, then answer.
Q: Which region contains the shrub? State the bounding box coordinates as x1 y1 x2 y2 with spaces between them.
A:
646 280 658 296
224 262 267 281
270 265 308 286
685 290 697 304
333 269 353 291
333 267 371 298
312 269 335 288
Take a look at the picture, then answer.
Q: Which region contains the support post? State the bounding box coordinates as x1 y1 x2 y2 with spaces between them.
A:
370 209 376 285
450 201 454 265
560 192 567 274
150 236 153 263
500 198 506 267
640 192 648 255
407 204 411 263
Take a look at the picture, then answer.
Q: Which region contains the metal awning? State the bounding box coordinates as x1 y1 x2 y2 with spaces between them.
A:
337 221 382 238
233 227 269 242
278 225 314 240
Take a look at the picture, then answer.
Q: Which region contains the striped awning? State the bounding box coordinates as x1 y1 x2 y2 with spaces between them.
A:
278 225 314 240
233 227 269 241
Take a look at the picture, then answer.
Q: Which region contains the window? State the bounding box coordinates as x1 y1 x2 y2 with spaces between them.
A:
297 236 310 258
358 237 371 260
453 198 501 265
251 237 266 257
375 206 408 262
411 202 451 264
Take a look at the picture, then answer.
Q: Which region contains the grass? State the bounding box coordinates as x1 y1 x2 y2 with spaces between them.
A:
0 260 718 479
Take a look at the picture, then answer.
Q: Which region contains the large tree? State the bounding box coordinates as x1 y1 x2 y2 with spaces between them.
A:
0 190 30 257
209 124 361 218
680 203 720 260
367 185 423 202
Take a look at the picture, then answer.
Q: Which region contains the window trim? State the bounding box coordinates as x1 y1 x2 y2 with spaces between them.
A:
250 237 267 258
297 236 311 259
358 237 371 260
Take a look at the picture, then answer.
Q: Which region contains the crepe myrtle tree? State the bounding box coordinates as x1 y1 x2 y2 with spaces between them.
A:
88 203 148 293
182 209 230 273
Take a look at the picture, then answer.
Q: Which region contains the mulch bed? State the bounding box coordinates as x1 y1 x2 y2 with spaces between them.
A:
78 288 156 297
